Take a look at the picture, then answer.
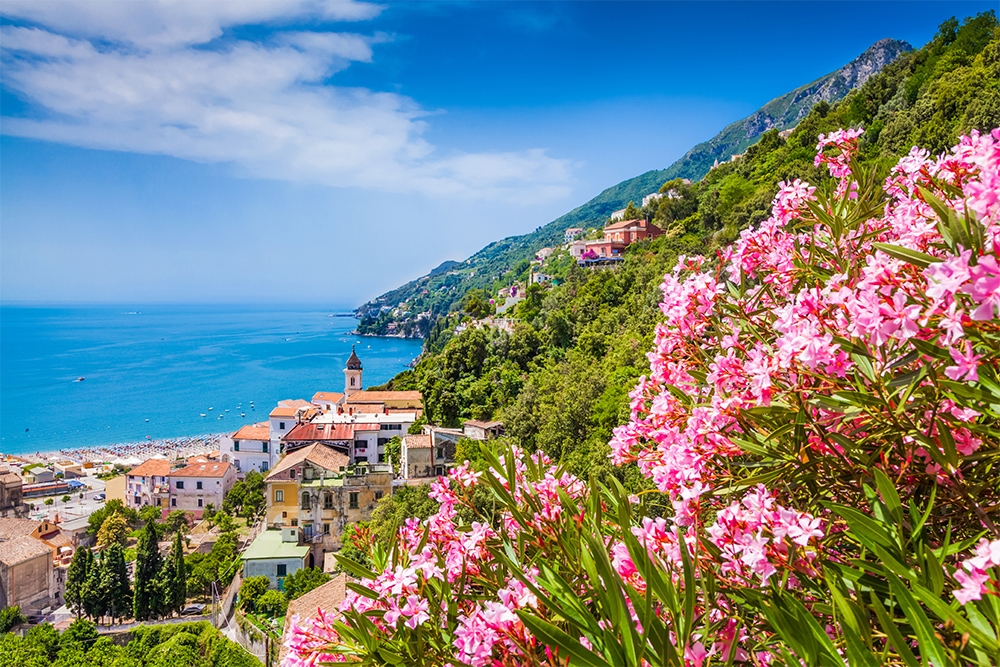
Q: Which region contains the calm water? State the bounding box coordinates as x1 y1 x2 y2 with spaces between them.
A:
0 305 423 455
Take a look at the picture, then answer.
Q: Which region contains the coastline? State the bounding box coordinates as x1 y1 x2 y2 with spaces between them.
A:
5 432 226 465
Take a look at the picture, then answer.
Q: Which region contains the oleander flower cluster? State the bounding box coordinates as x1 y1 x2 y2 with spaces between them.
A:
284 127 1000 666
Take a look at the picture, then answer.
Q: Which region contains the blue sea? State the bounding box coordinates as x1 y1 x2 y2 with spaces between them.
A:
0 305 423 456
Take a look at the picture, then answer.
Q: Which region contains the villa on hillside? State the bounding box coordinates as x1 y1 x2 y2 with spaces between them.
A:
581 218 663 263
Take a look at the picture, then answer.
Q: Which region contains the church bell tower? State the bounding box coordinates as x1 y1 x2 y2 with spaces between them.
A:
344 345 363 396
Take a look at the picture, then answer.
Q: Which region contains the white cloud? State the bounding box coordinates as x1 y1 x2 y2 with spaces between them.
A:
0 3 572 203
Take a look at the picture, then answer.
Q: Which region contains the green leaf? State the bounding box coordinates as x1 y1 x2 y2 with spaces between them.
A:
886 572 950 667
870 591 920 667
872 242 938 269
516 612 612 667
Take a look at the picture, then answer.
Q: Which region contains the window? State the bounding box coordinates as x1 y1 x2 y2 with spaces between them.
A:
196 481 203 490
171 498 177 507
349 492 359 509
351 377 355 386
290 469 296 479
437 447 444 460
291 519 298 526
275 489 284 503
301 492 311 510
279 421 285 430
355 456 368 464
277 564 287 577
234 459 241 471
261 461 268 471
176 481 184 489
323 493 333 510
378 453 386 463
323 523 330 535
198 499 203 507
262 442 268 453
234 441 239 451
375 490 384 501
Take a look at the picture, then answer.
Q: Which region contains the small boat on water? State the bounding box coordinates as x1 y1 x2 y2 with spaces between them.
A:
76 377 85 382
241 413 246 417
200 414 206 417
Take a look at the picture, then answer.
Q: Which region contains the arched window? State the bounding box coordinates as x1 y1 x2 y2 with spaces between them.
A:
351 377 356 386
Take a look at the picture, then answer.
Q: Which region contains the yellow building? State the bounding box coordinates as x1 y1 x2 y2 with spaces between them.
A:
264 443 391 565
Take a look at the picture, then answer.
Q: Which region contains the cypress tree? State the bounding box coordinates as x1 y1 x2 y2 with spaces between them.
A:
82 549 106 623
132 519 163 621
64 546 89 618
101 543 132 624
166 529 187 615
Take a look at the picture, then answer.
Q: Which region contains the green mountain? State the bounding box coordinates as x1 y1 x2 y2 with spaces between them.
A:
355 37 912 338
660 38 912 181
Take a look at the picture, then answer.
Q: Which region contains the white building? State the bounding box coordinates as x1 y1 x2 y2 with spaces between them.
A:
166 461 237 514
219 423 277 477
311 391 344 412
125 458 171 510
642 192 664 207
269 400 317 453
564 227 584 243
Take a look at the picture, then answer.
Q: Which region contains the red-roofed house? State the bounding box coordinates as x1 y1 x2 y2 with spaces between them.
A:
282 422 355 455
582 219 663 261
311 391 344 411
166 461 236 515
126 459 172 510
219 422 277 478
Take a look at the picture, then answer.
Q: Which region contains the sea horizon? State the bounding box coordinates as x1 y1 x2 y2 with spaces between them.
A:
0 304 423 457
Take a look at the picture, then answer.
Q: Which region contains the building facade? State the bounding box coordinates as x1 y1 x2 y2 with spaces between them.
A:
165 461 236 514
125 459 171 510
219 423 277 477
265 443 390 564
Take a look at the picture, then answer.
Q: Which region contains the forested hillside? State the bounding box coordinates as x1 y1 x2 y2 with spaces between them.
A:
375 10 999 491
355 38 911 338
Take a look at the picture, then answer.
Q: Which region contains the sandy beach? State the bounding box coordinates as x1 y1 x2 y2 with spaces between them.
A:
9 433 225 465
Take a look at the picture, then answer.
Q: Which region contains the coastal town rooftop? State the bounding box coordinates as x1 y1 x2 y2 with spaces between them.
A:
242 529 311 562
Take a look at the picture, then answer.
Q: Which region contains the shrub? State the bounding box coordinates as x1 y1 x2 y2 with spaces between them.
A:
238 576 270 613
255 590 288 618
285 128 1000 666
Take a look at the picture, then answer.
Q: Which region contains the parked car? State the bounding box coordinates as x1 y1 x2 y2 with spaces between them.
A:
181 603 206 616
93 493 106 501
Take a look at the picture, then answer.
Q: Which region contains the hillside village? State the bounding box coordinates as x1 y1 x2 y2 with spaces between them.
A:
0 345 501 658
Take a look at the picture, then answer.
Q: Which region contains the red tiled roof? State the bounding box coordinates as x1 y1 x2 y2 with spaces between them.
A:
346 390 423 404
312 391 344 402
128 459 172 478
284 422 355 442
464 419 503 429
232 423 270 441
266 444 350 480
604 218 647 231
170 461 234 479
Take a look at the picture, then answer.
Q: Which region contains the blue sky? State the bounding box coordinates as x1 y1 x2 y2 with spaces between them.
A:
1 1 994 306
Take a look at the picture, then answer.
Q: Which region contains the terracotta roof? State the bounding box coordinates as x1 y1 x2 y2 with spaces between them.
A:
312 391 344 403
269 407 299 418
464 419 504 429
280 574 348 663
232 423 270 441
284 422 355 442
604 218 647 231
346 390 423 404
0 472 21 485
0 535 52 566
266 444 350 480
128 459 172 478
280 399 314 409
0 518 39 540
170 461 234 479
403 434 432 449
42 532 72 550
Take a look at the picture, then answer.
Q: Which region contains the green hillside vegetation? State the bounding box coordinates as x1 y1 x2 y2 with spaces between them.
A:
355 38 914 338
371 12 999 511
0 619 259 667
